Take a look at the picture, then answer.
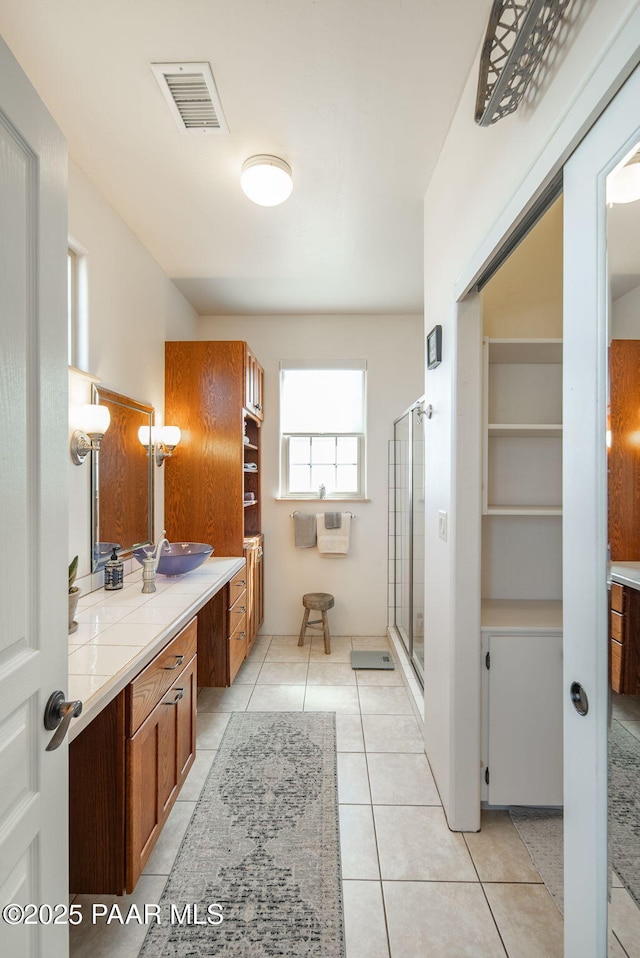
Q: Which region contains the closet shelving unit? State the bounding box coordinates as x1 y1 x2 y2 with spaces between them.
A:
482 338 563 516
480 337 563 807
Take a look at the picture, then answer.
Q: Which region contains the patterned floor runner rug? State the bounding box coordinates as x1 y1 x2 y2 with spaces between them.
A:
510 719 640 913
140 711 345 957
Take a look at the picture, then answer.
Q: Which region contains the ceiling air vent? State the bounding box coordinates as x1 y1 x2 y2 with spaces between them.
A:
151 61 229 134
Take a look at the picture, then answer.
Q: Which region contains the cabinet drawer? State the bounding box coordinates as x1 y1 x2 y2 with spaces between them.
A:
229 613 248 682
611 639 624 693
611 610 624 643
127 617 197 735
228 568 248 608
227 592 248 636
611 583 626 613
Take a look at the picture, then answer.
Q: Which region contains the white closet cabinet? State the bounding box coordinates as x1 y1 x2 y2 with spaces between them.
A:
481 606 563 806
481 339 563 806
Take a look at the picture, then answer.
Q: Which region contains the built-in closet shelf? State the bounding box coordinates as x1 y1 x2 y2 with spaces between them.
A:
488 424 562 438
243 500 258 508
486 505 562 516
481 599 562 632
488 338 563 364
243 442 258 451
243 466 259 473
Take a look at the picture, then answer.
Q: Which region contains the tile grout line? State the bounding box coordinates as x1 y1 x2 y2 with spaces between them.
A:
462 831 510 958
360 689 394 958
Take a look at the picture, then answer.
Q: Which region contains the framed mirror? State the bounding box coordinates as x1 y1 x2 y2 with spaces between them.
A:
91 384 154 570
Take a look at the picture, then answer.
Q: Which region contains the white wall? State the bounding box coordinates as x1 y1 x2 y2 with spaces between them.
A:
67 161 198 587
612 281 640 337
421 0 640 829
193 313 423 636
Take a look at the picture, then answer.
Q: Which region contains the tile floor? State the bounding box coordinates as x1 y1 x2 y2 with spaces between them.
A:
70 632 569 957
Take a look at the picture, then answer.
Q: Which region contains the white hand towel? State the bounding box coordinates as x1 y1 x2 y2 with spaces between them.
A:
316 513 351 556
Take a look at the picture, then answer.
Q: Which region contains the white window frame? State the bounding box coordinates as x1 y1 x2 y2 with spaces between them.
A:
279 359 367 500
67 239 88 370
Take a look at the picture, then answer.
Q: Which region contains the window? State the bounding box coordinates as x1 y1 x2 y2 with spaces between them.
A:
280 360 366 498
67 247 78 366
67 242 88 369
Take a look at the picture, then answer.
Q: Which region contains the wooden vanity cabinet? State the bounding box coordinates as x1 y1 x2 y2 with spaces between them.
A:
610 582 640 695
126 621 197 890
69 617 197 895
197 568 248 686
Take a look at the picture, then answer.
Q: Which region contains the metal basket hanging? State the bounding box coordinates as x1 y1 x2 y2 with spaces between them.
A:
475 0 574 127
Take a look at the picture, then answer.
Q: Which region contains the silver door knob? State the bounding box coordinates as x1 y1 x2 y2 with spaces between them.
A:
44 691 83 751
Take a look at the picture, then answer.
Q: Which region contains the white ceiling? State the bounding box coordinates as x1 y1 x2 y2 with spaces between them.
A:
0 0 491 316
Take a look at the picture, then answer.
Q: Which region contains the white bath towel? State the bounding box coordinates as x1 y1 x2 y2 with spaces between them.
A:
316 513 351 556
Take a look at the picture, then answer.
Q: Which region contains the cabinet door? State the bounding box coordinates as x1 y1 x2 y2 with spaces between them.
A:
126 655 196 890
255 537 264 634
245 347 264 420
486 633 563 806
244 535 264 650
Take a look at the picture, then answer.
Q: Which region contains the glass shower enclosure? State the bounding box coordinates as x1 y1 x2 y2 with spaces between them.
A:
389 397 425 685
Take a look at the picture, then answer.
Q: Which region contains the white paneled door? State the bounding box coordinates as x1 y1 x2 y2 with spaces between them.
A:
563 63 640 958
0 35 69 958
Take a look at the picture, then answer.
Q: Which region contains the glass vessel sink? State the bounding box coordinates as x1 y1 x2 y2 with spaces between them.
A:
133 542 213 576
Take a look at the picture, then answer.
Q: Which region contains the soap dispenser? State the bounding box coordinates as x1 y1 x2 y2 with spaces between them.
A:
104 547 124 590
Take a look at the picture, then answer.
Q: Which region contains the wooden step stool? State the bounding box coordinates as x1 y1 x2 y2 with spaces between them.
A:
298 592 335 654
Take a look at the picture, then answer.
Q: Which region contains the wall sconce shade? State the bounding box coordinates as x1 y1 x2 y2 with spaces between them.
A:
71 403 111 465
138 424 181 466
241 155 293 206
607 159 640 204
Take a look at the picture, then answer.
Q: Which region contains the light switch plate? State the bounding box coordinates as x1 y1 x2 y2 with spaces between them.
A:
438 510 447 540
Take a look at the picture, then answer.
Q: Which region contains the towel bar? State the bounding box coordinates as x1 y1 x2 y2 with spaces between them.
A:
289 510 357 518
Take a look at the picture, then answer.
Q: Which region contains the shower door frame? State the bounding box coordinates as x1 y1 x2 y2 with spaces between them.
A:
391 396 425 686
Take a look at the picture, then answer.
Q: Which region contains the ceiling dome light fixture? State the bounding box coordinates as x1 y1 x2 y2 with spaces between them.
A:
607 154 640 205
241 155 293 207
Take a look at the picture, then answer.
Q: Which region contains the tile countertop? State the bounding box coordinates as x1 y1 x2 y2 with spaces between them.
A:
610 561 640 591
67 556 245 742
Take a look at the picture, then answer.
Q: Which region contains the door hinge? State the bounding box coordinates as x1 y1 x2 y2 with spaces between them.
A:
485 651 490 670
485 766 490 785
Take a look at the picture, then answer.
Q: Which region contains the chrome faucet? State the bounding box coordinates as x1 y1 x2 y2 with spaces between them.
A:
141 531 171 593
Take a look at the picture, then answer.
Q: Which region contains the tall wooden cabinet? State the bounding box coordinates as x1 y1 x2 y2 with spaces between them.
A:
165 341 264 677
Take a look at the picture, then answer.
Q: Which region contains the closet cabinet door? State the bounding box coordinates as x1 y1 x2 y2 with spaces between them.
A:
485 633 563 807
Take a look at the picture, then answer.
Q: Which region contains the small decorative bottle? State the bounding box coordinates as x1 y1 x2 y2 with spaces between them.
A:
104 547 124 590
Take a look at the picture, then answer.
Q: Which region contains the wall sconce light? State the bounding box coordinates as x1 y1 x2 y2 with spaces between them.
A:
138 425 181 466
71 403 111 465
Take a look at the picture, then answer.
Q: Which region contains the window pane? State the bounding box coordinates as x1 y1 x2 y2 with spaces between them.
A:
289 436 311 464
337 436 358 464
289 464 312 492
281 369 364 432
336 464 358 492
311 464 336 492
310 436 336 464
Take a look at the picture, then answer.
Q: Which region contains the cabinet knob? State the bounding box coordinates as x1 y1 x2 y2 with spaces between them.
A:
237 631 246 639
255 403 262 411
163 654 184 671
